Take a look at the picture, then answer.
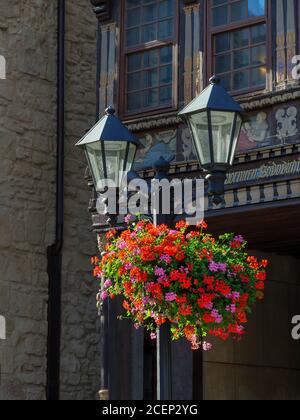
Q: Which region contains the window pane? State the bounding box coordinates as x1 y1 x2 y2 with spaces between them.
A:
215 33 230 53
128 54 142 71
160 86 172 105
251 66 266 86
248 0 265 17
126 8 141 27
127 0 141 8
159 0 173 18
142 4 157 23
144 49 159 67
233 28 249 48
160 65 172 84
160 45 172 63
126 28 140 47
128 73 141 91
143 68 159 88
214 23 266 93
233 49 249 69
251 24 266 44
251 45 266 65
142 24 157 42
216 54 231 73
219 73 231 91
213 5 228 26
233 71 249 90
159 19 173 39
144 88 159 108
128 92 142 111
231 0 247 22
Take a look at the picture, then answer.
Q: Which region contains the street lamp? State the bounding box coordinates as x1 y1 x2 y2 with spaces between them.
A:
179 76 244 204
76 106 139 194
77 78 244 401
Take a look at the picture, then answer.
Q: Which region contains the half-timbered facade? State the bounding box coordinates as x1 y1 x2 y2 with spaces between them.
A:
90 0 300 400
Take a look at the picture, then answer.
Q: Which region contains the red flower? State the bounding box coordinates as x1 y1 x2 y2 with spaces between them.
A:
176 295 187 304
106 229 117 240
197 219 208 229
197 293 215 309
140 246 156 262
215 280 231 297
255 281 265 290
123 300 131 311
164 246 178 257
255 271 266 281
203 313 215 324
178 305 192 316
203 275 215 291
175 251 185 261
176 220 189 230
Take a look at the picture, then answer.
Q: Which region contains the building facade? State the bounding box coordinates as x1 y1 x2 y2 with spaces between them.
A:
0 0 300 401
90 0 300 400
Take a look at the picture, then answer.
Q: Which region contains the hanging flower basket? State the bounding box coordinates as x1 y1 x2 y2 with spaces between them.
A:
92 218 268 351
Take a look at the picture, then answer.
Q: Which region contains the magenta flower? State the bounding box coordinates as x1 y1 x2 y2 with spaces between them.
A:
232 292 240 300
101 291 108 300
234 235 244 243
209 261 227 273
155 266 166 277
160 254 171 264
103 279 112 289
165 292 177 302
125 214 132 224
116 240 127 250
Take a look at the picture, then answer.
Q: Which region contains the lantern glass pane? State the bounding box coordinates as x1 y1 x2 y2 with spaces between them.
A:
85 142 106 192
104 141 129 187
210 110 235 164
126 143 137 173
229 114 242 164
189 111 212 165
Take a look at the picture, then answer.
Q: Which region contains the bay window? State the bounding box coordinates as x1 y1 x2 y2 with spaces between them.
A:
209 0 268 93
121 0 177 115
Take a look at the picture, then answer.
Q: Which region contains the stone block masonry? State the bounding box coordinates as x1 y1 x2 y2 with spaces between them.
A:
0 0 101 400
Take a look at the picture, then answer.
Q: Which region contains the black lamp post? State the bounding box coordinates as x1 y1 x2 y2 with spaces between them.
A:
179 76 244 204
77 77 244 401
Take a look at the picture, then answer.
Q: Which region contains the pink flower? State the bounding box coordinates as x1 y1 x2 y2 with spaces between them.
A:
125 214 132 224
155 267 166 277
103 279 112 289
101 291 108 300
116 240 127 250
160 254 171 264
150 333 157 340
165 292 177 302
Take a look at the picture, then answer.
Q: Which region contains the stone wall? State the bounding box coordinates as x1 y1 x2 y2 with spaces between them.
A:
59 0 101 400
0 0 57 400
0 0 101 400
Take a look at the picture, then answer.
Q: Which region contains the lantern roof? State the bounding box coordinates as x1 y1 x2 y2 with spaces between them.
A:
76 106 140 147
179 76 244 117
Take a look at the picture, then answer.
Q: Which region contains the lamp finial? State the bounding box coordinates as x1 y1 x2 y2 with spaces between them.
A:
209 75 221 85
105 105 116 116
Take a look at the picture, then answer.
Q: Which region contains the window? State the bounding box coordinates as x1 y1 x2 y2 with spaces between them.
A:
122 0 176 115
209 0 268 93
